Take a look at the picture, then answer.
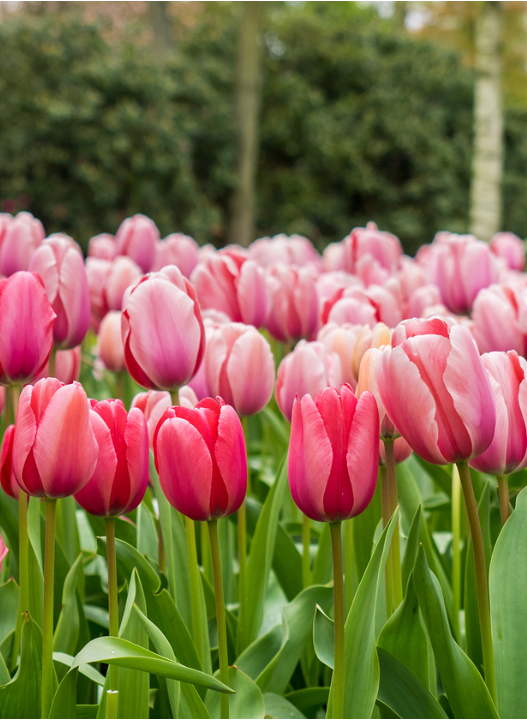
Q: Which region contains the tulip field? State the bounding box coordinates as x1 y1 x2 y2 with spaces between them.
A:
1 213 527 720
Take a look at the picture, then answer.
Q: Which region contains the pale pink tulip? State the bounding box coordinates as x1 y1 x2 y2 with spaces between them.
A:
88 233 117 261
132 390 172 447
265 264 319 342
179 385 199 409
490 232 525 272
317 323 364 389
340 222 402 275
115 214 158 273
0 212 45 276
153 233 200 277
105 256 143 312
34 347 81 384
471 285 526 355
98 312 125 374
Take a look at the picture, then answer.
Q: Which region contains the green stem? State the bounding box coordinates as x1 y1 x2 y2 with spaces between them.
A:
11 385 19 421
384 440 403 609
457 461 497 705
302 514 311 588
497 475 510 526
3 380 11 436
329 522 345 720
157 520 166 575
186 516 203 664
10 387 25 672
201 521 212 581
344 518 355 614
115 373 125 406
105 517 119 708
380 465 393 617
451 465 461 643
237 500 247 653
241 416 251 497
49 348 56 379
209 519 230 720
106 691 118 719
42 498 57 720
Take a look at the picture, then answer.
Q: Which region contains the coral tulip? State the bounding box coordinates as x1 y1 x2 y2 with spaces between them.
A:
115 214 158 273
265 264 319 343
154 397 247 521
0 424 17 499
131 390 172 447
0 212 45 276
98 311 125 374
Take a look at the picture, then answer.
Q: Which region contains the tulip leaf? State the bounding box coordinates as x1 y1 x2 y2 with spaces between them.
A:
53 651 105 686
413 456 452 498
490 485 527 718
312 523 332 586
56 496 81 568
0 491 19 572
0 613 42 719
96 536 160 594
313 604 334 669
377 648 447 719
0 579 19 648
53 553 84 657
284 688 330 718
263 693 306 719
205 667 265 719
413 546 498 719
352 479 383 584
27 496 44 627
136 504 158 564
401 506 421 591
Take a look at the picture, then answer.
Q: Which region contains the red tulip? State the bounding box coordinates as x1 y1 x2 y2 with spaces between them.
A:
154 397 247 521
131 390 172 447
153 233 200 277
74 399 149 517
98 312 125 374
0 425 17 499
115 214 158 273
265 264 319 343
0 212 45 276
13 378 98 498
288 384 379 522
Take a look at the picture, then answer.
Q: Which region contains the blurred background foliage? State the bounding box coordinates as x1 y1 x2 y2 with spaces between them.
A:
0 1 525 255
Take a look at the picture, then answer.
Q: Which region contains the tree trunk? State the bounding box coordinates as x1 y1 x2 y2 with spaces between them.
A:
148 2 173 61
469 1 503 242
229 2 264 248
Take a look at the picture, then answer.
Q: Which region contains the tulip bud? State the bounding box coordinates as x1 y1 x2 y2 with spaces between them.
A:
288 384 379 522
13 378 99 498
0 212 45 276
154 397 247 521
115 214 158 273
131 390 172 448
74 400 149 517
98 312 125 374
0 425 17 499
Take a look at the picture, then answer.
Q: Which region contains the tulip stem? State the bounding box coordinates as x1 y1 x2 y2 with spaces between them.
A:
451 465 462 643
380 465 394 617
11 490 28 672
302 515 311 588
106 691 118 719
49 349 56 379
186 516 203 664
329 521 345 720
237 501 247 653
384 440 403 610
209 518 230 720
42 498 57 720
497 475 510 525
105 517 119 707
344 518 355 614
457 461 497 705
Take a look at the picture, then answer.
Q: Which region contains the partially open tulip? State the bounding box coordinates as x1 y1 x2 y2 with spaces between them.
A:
122 266 205 392
0 425 17 499
88 233 117 261
0 212 45 276
115 214 158 273
205 323 275 416
131 390 172 447
288 384 379 522
375 317 496 465
74 399 149 517
265 264 319 343
98 311 125 374
28 236 90 349
276 341 342 422
0 533 7 572
490 232 526 272
154 397 247 521
0 272 56 386
34 346 81 385
13 378 99 498
153 233 200 277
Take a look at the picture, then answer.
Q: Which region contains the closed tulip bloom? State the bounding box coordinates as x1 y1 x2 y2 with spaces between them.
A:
375 317 496 465
317 323 364 389
490 232 526 272
122 265 205 391
153 233 200 277
154 397 247 521
265 264 319 343
98 311 125 373
179 385 199 409
105 256 143 312
29 236 90 349
471 284 526 355
205 323 275 416
0 533 7 572
131 390 172 447
340 223 402 275
0 272 56 386
0 425 18 499
13 378 99 498
115 214 159 273
470 352 527 475
86 258 112 331
276 341 343 422
288 385 379 522
34 346 81 385
1 212 45 276
74 400 149 517
88 233 117 261
405 284 443 320
187 310 231 401
249 234 321 269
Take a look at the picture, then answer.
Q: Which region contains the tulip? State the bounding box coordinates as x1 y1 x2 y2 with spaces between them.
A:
122 265 205 392
275 340 343 423
317 323 364 389
33 346 81 385
249 233 321 268
105 256 143 311
265 264 319 343
340 222 402 275
88 233 117 261
187 310 231 401
321 287 377 328
28 236 90 349
490 232 525 272
131 390 172 448
98 311 125 374
0 424 17 499
179 385 199 409
86 257 112 331
405 284 443 319
351 323 392 381
74 399 149 517
153 233 200 277
0 533 7 572
115 214 158 272
378 437 412 466
0 272 56 386
205 323 275 416
471 284 526 355
0 212 45 276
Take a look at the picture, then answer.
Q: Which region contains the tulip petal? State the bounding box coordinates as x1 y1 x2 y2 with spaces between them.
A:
57 249 90 348
123 408 149 512
12 385 38 493
214 405 247 516
346 392 379 516
227 332 275 416
75 411 117 515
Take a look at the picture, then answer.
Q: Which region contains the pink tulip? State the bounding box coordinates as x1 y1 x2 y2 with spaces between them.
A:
322 242 345 272
34 346 81 384
0 212 45 276
105 256 143 312
405 284 443 319
1 425 18 499
357 347 399 440
351 323 392 380
179 385 199 408
276 340 343 422
122 266 205 391
379 438 412 466
74 399 149 517
13 378 99 498
317 323 364 389
115 214 159 273
205 323 275 416
396 258 428 301
131 390 172 447
153 233 200 277
29 236 90 349
192 252 268 328
375 317 496 465
0 213 12 250
98 312 125 374
0 272 56 386
288 384 379 522
490 232 525 272
88 233 117 261
471 285 526 355
45 232 83 254
0 532 7 573
340 223 402 275
187 310 231 401
321 287 377 328
470 352 527 476
86 258 112 331
154 397 247 521
249 234 321 268
265 264 319 343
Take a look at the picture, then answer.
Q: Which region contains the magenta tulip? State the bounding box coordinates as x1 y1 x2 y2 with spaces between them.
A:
288 384 379 522
115 214 158 273
88 233 117 261
154 397 247 521
122 265 205 391
205 323 275 416
1 425 17 499
131 390 172 447
28 236 90 349
98 311 125 374
375 317 496 465
490 232 525 272
265 264 319 343
153 233 200 277
0 212 45 276
13 378 99 498
74 399 149 517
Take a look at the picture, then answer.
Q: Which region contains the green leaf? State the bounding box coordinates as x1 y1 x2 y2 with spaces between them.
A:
263 693 306 719
413 546 498 719
352 479 382 584
53 554 84 657
0 492 19 572
272 522 303 602
136 504 158 564
284 688 329 718
413 456 452 498
0 613 42 719
377 648 447 720
53 652 105 686
0 579 19 647
56 496 81 568
312 524 332 586
205 667 265 719
401 506 421 591
490 484 527 718
27 496 44 627
416 506 454 627
96 536 160 594
313 604 334 669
